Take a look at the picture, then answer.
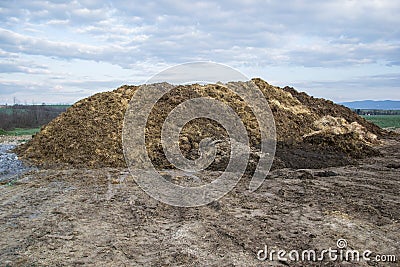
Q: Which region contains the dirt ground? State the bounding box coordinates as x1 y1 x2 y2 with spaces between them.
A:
1 135 399 266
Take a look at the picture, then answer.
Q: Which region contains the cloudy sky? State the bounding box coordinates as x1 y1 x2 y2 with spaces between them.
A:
0 0 399 104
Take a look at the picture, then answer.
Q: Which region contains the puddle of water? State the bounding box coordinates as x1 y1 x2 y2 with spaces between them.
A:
0 144 33 182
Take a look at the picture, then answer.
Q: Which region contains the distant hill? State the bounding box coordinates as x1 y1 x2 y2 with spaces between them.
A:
340 100 400 110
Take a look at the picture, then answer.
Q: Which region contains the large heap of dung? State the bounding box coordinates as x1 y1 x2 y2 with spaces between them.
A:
16 78 385 170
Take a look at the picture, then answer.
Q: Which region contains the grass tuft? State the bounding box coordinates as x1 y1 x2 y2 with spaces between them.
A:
0 127 41 136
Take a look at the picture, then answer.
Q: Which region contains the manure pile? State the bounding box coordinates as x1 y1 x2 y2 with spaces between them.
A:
16 78 384 170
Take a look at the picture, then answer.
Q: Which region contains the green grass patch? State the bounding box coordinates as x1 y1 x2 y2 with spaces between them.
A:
0 127 41 136
362 115 400 129
0 108 15 115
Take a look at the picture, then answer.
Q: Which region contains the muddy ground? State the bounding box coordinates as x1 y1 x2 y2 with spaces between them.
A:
0 135 399 266
0 136 34 183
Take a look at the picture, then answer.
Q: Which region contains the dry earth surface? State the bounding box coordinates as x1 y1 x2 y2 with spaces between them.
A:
0 135 399 266
2 80 399 266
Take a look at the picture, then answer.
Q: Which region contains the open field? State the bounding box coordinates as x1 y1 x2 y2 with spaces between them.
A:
362 115 400 129
0 135 399 266
0 128 40 136
1 81 399 266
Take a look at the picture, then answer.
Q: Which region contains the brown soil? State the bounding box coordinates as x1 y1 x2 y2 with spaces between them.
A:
1 136 399 266
15 79 385 171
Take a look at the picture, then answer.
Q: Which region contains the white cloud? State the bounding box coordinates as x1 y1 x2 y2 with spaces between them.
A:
0 62 50 74
0 0 399 103
46 19 70 25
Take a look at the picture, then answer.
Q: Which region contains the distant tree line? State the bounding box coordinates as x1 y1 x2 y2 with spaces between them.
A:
354 109 400 115
0 104 69 131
